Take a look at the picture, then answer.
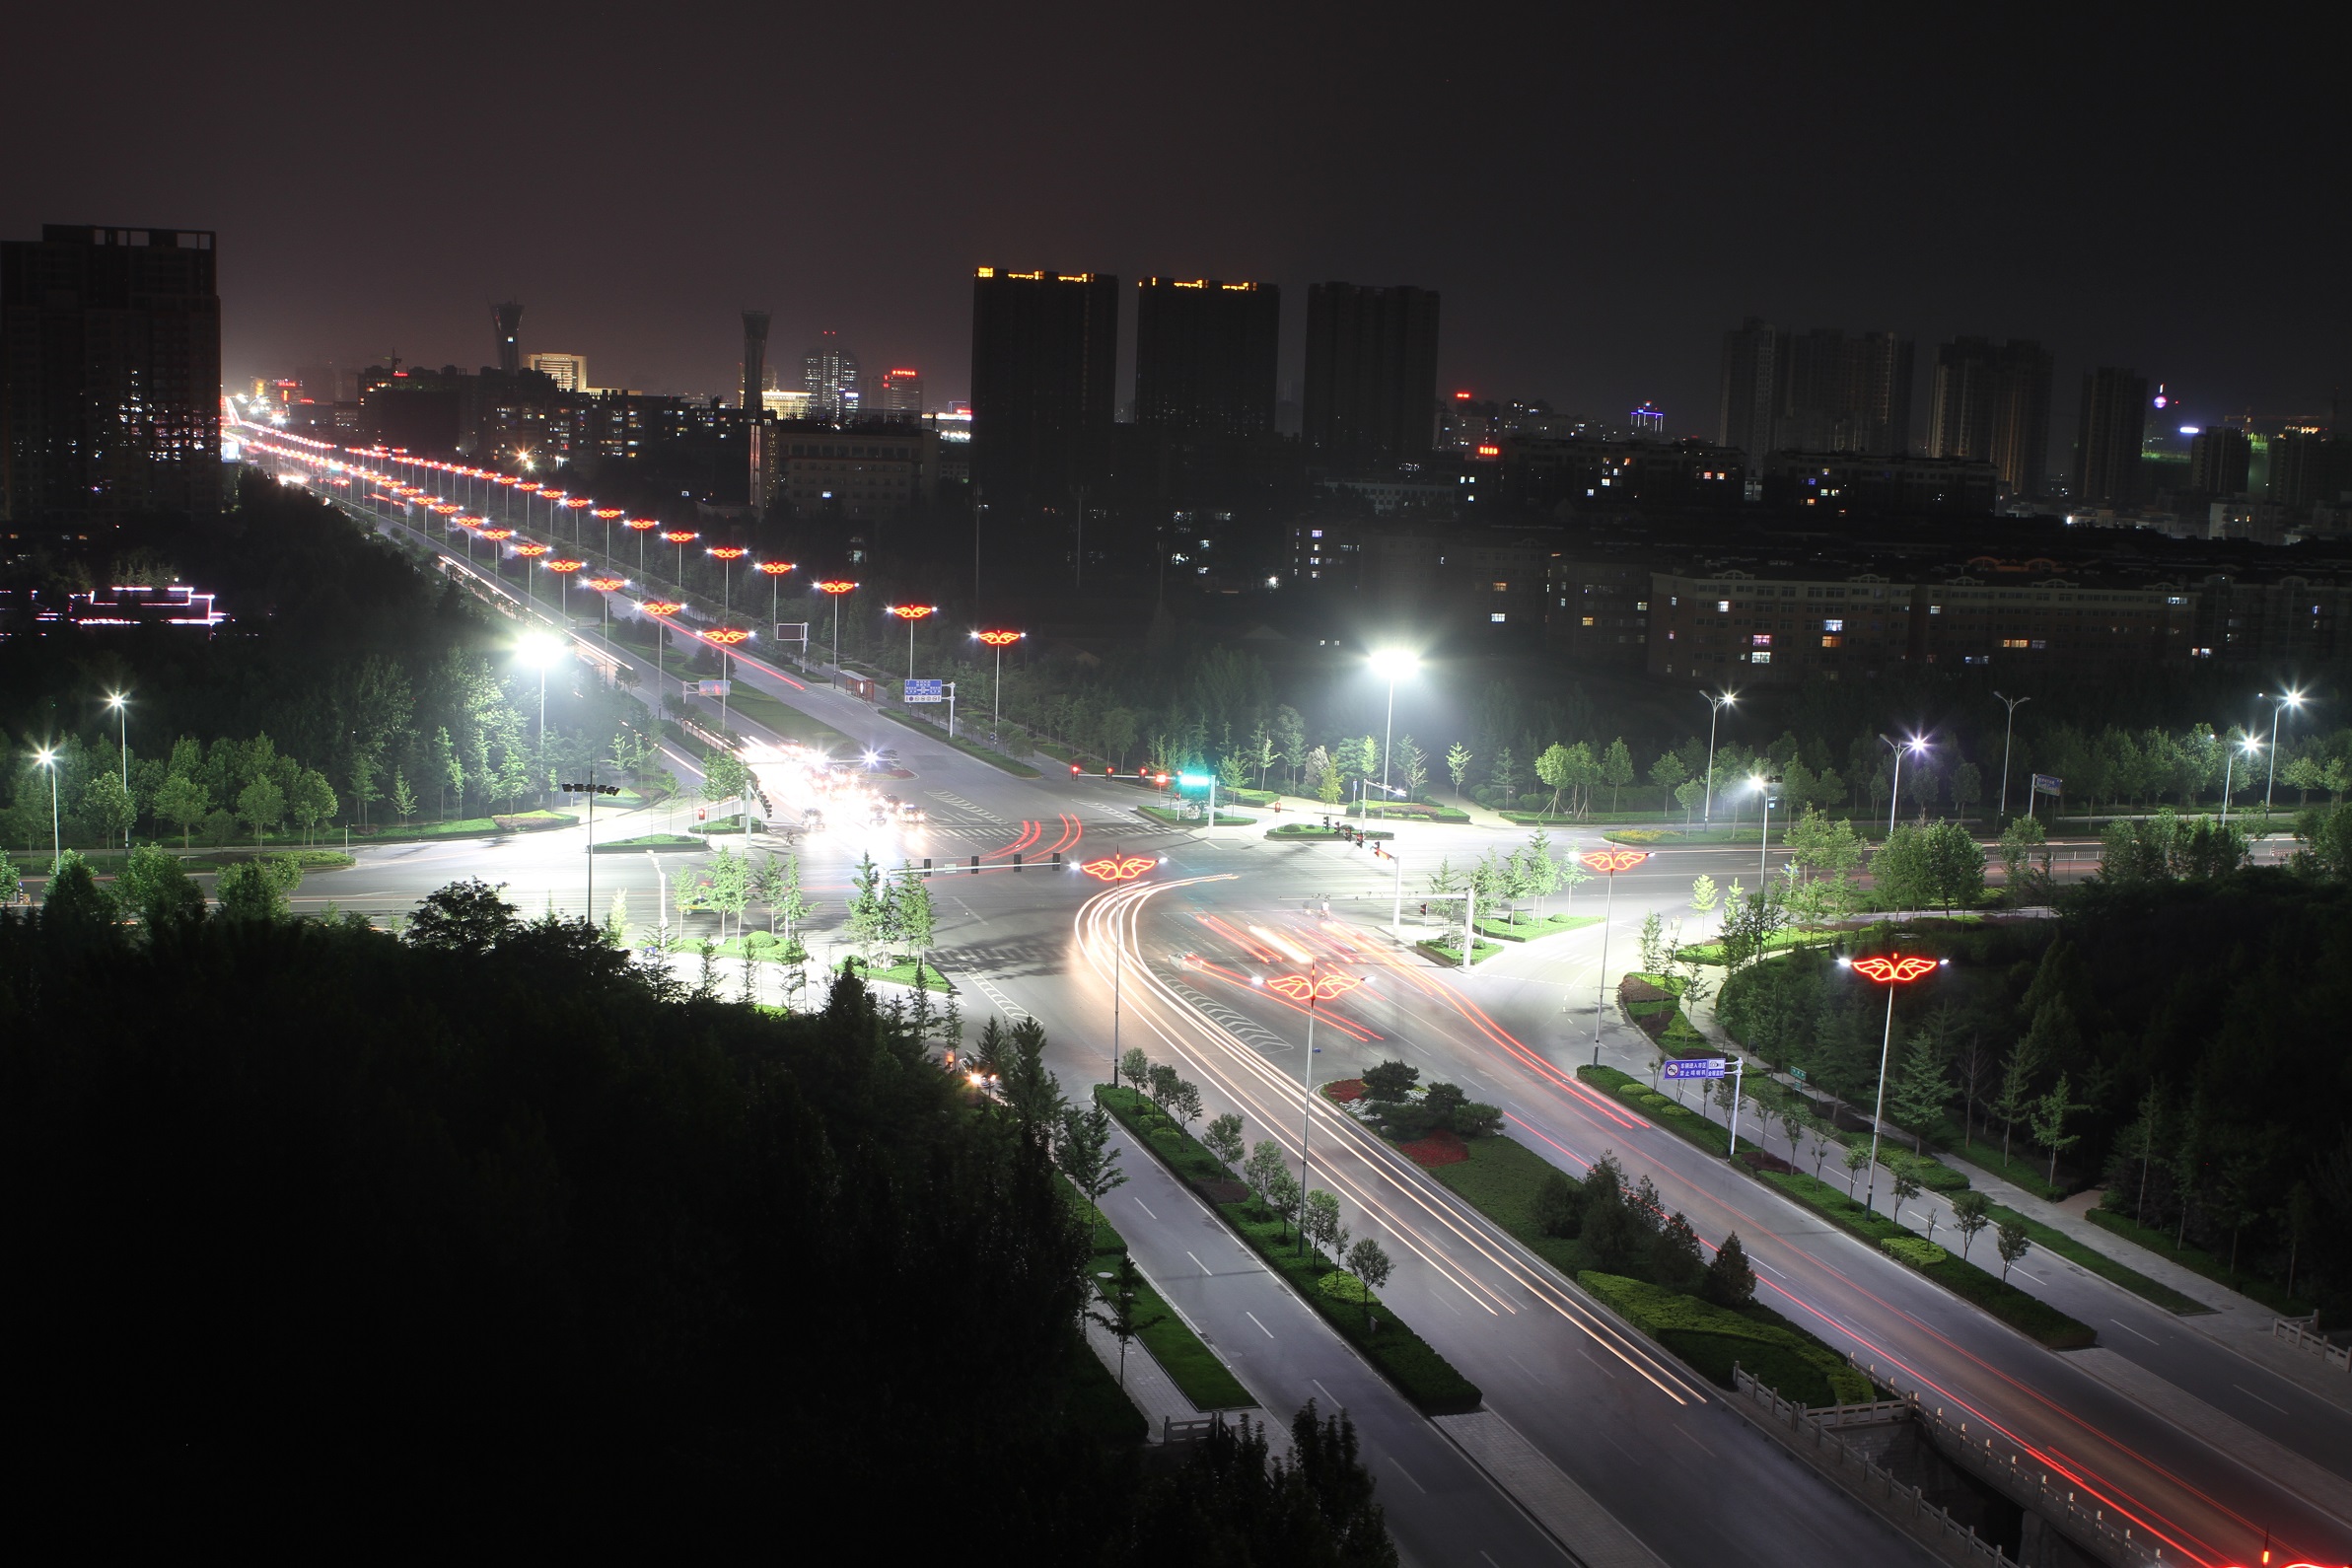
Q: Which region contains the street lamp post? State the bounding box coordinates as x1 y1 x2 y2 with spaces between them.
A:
1749 774 1775 885
707 627 751 733
106 692 129 851
2259 690 2305 819
662 531 700 587
1369 650 1420 821
1840 954 1947 1216
626 518 658 578
1994 692 2031 821
641 601 684 690
2220 733 2259 826
1883 734 1929 836
885 605 938 679
1699 690 1737 822
708 545 747 621
1580 849 1652 1060
585 576 625 639
757 560 796 633
816 582 858 681
547 558 584 617
34 747 61 874
972 629 1025 734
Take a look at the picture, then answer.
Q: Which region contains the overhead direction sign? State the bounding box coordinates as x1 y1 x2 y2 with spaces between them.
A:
904 678 944 703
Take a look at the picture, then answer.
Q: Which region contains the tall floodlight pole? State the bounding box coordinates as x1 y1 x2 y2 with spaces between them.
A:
1883 735 1928 836
106 692 130 851
1369 650 1420 822
2259 690 2305 819
1699 690 1736 822
1994 692 2031 820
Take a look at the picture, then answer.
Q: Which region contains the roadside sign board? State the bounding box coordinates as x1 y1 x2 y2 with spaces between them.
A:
694 679 733 696
904 678 944 703
1663 1057 1728 1081
2031 773 2062 796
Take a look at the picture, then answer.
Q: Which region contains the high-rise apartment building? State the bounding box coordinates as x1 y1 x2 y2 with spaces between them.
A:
2073 367 2149 504
804 331 861 419
1778 329 1913 456
2188 427 2252 496
871 367 923 420
1630 403 1666 437
1134 278 1279 442
492 301 523 375
2 224 222 524
1718 318 1783 458
1302 282 1440 470
968 267 1118 512
2269 429 2351 510
527 352 587 392
1927 337 2053 498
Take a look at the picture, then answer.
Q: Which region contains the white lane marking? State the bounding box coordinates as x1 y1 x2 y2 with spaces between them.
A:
2109 1318 2161 1344
1186 1251 1209 1275
1578 1346 1617 1380
2234 1383 2290 1415
1674 1422 1717 1458
1132 1195 1158 1221
2011 1266 2046 1285
1245 1311 1275 1339
1387 1457 1428 1494
1753 1256 1788 1279
1313 1378 1342 1408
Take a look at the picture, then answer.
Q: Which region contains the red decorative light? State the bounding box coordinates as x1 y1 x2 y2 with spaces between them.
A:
707 545 748 560
640 601 684 617
564 496 592 510
625 518 660 532
706 627 751 645
514 542 551 558
816 580 858 595
1850 955 1939 984
975 628 1024 646
545 558 585 573
479 528 515 541
585 576 626 592
1266 972 1363 1003
517 482 542 493
495 475 518 486
756 560 795 576
661 530 699 544
887 604 939 620
1079 855 1157 883
592 507 624 520
1579 849 1652 874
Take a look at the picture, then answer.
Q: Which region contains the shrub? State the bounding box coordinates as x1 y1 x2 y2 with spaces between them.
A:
1318 1270 1369 1304
1532 1170 1582 1238
1881 1236 1950 1269
1616 1082 1648 1100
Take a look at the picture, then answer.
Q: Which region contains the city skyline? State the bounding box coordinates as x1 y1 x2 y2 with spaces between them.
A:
5 6 2339 438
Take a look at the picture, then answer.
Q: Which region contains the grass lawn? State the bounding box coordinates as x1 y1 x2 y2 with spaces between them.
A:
840 957 956 992
878 709 1043 777
1344 802 1469 824
1431 1134 1588 1280
1139 806 1257 826
723 684 855 749
593 833 704 852
1475 912 1602 942
1416 937 1502 966
2084 1208 2315 1317
1265 824 1347 839
1578 1064 1737 1157
1986 1205 2206 1316
1075 1193 1254 1410
1944 1134 2072 1201
1675 928 1839 964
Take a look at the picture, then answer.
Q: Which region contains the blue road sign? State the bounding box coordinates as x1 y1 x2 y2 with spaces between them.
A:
903 678 944 703
1663 1057 1727 1081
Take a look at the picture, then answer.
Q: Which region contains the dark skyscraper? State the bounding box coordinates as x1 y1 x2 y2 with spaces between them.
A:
2 225 221 525
492 300 522 376
2187 427 2251 496
1927 336 2053 497
803 330 861 420
743 310 770 521
1777 328 1913 456
968 267 1117 513
1302 282 1439 470
1717 318 1783 458
1134 278 1278 442
2073 366 2149 504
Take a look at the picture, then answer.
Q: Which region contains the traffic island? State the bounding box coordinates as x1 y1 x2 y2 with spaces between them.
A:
1095 1085 1482 1414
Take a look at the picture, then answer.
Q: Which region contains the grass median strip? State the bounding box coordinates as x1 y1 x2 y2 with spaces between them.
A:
1474 912 1602 942
2084 1207 2314 1317
1095 1085 1481 1414
1984 1206 2205 1315
877 708 1042 777
1072 1190 1253 1411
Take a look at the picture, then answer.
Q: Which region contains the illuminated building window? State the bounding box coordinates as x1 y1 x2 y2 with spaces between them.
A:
1820 635 1842 648
1580 616 1596 626
1750 633 1771 647
2000 638 2029 649
1823 618 1843 632
1490 612 1507 623
1717 600 1731 612
1749 651 1771 664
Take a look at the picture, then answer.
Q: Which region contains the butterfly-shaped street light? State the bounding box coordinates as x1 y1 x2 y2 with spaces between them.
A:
1250 962 1371 1232
1578 847 1653 1058
1839 952 1949 1215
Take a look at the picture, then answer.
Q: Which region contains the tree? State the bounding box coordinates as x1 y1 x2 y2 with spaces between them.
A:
1995 1218 2031 1281
1993 1037 2043 1162
1303 1189 1343 1257
1952 761 1983 818
705 845 750 945
154 773 210 849
1689 874 1719 914
1249 725 1276 790
1147 1062 1180 1117
214 855 302 922
2030 1070 2085 1184
1649 1211 1707 1294
1087 1252 1161 1390
1638 910 1666 971
1889 1030 1951 1152
1889 1162 1923 1221
1244 1140 1289 1215
1674 777 1706 823
1273 705 1308 789
1317 765 1343 806
846 854 888 955
1923 820 1986 912
1169 1078 1203 1135
1602 738 1635 815
1218 750 1250 791
1841 1142 1871 1196
1445 742 1472 797
38 852 117 931
1532 1169 1581 1238
1262 1166 1303 1242
1534 743 1573 816
1871 822 1934 910
1704 1233 1756 1307
1998 813 2049 892
407 878 517 953
1119 1046 1152 1094
1649 748 1688 801
1394 735 1428 800
390 769 418 826
1361 1060 1420 1102
1344 1238 1393 1333
117 843 204 928
430 726 462 818
999 1018 1064 1133
1951 1191 1992 1261
1489 747 1518 802
80 772 137 849
895 867 936 974
236 777 286 842
1203 1112 1246 1169
1055 1104 1127 1207
288 769 337 843
1777 1105 1810 1167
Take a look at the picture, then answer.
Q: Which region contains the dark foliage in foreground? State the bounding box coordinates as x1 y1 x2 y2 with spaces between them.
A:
0 891 1394 1560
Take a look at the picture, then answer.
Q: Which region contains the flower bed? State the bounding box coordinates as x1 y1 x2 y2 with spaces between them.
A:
1397 1129 1469 1168
1321 1077 1367 1104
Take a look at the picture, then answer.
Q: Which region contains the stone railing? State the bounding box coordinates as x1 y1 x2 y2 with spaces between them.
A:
2272 1315 2350 1372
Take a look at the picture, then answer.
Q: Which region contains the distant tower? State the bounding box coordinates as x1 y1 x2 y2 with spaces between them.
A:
743 310 771 520
493 300 523 375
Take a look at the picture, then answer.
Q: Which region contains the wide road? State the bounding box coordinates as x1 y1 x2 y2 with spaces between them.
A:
242 443 2348 1568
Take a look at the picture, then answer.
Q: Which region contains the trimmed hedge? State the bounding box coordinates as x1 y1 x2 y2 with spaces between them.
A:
1580 1272 1876 1407
1095 1087 1481 1413
1073 1189 1253 1411
1474 913 1602 942
877 708 1043 777
1579 1064 1735 1157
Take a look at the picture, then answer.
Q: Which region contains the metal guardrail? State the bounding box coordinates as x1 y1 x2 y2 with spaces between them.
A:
2273 1316 2351 1371
1733 1370 2018 1568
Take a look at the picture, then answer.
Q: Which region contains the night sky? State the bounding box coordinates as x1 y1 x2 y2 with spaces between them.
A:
10 2 2344 434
